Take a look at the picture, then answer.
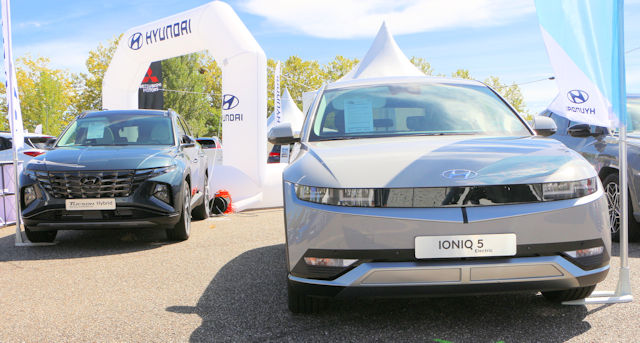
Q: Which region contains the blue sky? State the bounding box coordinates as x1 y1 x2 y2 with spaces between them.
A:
3 0 640 113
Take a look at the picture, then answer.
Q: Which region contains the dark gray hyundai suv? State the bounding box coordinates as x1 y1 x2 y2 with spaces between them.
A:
20 109 210 243
542 95 640 241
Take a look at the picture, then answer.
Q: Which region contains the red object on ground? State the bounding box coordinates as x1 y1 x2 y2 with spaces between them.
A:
215 189 233 213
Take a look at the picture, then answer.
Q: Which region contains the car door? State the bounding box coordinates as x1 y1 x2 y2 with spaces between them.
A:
177 117 204 196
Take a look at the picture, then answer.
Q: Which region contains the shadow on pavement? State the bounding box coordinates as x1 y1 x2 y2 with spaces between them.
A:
168 244 592 342
0 227 170 262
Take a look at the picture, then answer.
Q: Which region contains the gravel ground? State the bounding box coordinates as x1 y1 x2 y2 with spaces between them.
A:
1 208 639 342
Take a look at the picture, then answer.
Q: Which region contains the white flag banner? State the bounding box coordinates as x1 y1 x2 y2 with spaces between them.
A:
536 0 625 128
1 0 25 155
274 61 282 124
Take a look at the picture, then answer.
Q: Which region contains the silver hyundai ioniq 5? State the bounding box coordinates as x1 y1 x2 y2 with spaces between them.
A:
269 76 610 313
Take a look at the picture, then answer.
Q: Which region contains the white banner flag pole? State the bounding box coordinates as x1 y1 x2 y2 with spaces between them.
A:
1 0 54 246
536 0 631 305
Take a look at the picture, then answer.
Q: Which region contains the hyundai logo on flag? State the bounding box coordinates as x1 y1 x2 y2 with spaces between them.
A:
222 94 239 110
441 169 478 180
567 90 589 104
128 32 143 50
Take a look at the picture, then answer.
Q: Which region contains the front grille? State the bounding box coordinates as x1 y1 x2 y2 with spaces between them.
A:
35 169 156 199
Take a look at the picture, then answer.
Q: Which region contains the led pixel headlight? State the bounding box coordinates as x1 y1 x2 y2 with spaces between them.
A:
293 177 597 207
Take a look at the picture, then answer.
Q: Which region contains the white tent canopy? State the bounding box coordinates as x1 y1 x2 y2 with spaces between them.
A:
267 88 305 135
337 22 424 83
303 22 424 113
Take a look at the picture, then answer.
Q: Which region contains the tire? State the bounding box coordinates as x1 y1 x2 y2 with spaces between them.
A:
603 173 640 242
192 173 210 220
288 282 325 314
542 285 596 302
24 227 57 243
167 181 191 241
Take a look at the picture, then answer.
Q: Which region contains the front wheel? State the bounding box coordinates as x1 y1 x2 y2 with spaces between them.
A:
603 173 640 242
288 282 325 314
24 227 57 243
166 181 191 241
542 285 596 302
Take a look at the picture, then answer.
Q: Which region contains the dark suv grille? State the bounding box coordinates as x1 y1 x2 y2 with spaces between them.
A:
35 169 157 199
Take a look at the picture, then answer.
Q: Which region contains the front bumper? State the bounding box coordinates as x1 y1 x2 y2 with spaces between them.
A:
283 181 611 296
20 168 185 231
288 255 609 298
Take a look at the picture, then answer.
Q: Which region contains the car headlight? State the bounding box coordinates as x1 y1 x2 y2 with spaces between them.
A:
152 183 172 204
293 177 598 207
23 186 36 206
541 177 597 201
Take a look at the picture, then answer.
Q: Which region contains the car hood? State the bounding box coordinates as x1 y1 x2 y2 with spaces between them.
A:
284 136 596 188
26 146 178 171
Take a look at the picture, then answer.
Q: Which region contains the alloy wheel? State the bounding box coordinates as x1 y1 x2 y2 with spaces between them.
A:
606 181 620 234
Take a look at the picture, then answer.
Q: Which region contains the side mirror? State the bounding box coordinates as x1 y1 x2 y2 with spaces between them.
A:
532 116 557 137
268 122 300 145
567 124 592 138
44 137 57 149
181 135 195 147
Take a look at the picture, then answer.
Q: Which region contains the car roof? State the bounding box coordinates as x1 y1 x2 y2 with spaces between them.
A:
82 109 170 118
0 132 53 138
325 75 485 90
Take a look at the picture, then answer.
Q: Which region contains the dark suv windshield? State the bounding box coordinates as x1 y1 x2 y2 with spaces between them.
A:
309 82 531 141
57 114 175 147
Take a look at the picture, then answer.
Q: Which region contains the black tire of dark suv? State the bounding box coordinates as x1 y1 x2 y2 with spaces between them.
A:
167 181 191 241
24 226 57 243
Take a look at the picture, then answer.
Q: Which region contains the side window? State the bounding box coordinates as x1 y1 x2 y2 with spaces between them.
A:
178 117 192 137
176 118 186 138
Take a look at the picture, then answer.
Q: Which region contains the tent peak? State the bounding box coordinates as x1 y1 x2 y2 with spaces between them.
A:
337 22 424 82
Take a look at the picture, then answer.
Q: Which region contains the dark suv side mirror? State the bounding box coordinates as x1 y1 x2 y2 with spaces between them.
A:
181 135 195 147
567 124 592 138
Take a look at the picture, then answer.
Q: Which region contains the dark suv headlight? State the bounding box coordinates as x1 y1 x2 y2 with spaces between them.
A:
23 186 37 206
152 183 172 204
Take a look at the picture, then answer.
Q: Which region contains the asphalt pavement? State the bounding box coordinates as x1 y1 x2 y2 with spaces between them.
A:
1 208 639 342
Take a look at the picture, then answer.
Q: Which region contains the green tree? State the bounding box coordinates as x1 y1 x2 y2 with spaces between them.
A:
162 53 211 137
410 57 434 75
451 68 472 80
323 55 359 81
74 35 121 114
15 56 75 135
200 53 222 137
484 76 529 116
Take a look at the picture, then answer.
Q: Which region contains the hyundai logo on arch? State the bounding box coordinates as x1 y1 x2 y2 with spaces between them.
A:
441 169 478 180
128 19 192 50
567 90 589 104
128 32 143 50
222 94 239 110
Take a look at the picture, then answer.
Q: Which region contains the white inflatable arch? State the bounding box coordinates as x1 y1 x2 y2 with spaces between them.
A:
103 1 274 210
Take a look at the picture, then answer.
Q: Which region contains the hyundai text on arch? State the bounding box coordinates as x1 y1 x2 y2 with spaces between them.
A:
20 109 211 243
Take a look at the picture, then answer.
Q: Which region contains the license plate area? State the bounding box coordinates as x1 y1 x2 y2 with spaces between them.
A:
415 233 516 259
65 198 116 211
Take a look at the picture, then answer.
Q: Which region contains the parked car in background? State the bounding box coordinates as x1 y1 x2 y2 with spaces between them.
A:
196 136 223 165
0 132 55 162
541 95 640 241
267 144 293 164
20 109 210 243
270 76 610 313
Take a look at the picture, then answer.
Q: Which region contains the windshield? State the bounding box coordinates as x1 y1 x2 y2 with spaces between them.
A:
629 98 640 133
309 82 531 141
57 113 175 147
